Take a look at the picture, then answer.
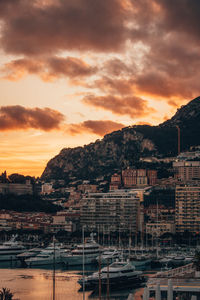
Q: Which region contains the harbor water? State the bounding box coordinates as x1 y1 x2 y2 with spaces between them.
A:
0 264 144 300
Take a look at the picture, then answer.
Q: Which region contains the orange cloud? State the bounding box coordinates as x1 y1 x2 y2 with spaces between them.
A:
83 94 156 118
67 120 124 136
2 57 96 81
1 0 200 109
0 106 65 131
94 77 135 95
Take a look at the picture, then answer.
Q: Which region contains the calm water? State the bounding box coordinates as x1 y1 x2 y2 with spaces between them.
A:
0 264 143 300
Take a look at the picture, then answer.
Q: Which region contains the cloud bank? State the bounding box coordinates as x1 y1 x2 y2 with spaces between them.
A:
0 106 65 131
1 0 200 118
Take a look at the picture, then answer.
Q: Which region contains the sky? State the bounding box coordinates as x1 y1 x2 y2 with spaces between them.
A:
0 0 200 177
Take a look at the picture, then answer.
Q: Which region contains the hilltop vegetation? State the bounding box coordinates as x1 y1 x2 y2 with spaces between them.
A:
41 97 200 182
0 194 61 213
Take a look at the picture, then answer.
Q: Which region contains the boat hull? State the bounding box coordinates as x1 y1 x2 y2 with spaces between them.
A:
0 250 25 262
130 259 151 267
79 275 147 291
62 254 98 266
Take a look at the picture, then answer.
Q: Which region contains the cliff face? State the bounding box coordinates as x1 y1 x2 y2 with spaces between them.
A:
41 97 200 181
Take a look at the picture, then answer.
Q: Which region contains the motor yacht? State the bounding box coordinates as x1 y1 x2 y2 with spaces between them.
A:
61 237 100 266
129 254 152 267
25 245 67 267
0 235 26 262
78 260 146 290
17 247 44 265
96 249 122 265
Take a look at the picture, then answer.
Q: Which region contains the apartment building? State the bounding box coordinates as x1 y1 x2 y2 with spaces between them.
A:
173 161 200 181
122 168 157 187
175 184 200 233
146 222 175 237
80 190 140 233
0 181 33 195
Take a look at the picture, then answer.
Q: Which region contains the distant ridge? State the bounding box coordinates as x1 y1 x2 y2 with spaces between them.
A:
41 97 200 181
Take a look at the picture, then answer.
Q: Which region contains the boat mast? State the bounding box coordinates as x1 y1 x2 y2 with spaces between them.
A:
106 258 110 300
129 224 131 259
156 199 159 259
53 238 55 300
98 251 101 300
82 226 85 300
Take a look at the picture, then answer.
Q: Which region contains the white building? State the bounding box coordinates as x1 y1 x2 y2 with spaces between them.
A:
146 222 175 237
41 183 53 194
80 190 140 233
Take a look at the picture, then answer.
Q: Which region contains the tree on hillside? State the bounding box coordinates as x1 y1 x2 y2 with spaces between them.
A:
8 173 26 184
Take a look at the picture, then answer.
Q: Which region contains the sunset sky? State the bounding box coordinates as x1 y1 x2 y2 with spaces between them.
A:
0 0 200 177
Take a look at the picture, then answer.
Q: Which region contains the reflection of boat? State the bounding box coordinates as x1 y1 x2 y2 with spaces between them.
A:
25 245 67 266
61 236 100 266
78 261 147 290
0 235 25 262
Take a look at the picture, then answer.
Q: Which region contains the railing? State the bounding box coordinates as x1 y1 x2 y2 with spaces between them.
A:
152 263 194 278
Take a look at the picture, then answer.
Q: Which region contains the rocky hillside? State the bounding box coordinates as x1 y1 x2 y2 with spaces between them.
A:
41 96 200 181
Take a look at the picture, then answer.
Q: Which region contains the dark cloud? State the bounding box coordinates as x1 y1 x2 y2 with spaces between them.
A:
0 106 65 131
67 120 124 136
1 0 200 110
2 57 96 81
135 72 194 99
83 94 156 118
94 77 135 95
0 0 128 56
103 58 135 77
156 0 200 39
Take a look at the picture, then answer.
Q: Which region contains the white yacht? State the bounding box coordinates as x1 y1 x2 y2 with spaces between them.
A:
159 255 175 265
129 254 152 267
17 247 44 264
61 237 100 266
25 245 67 267
78 261 146 290
96 249 122 265
0 235 26 262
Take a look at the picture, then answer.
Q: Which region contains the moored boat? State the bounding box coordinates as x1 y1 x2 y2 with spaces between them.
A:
25 245 67 267
78 260 147 291
96 249 122 265
0 235 26 262
61 236 100 266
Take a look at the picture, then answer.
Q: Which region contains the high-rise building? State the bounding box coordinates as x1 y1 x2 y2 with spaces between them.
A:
80 190 140 233
175 184 200 233
173 161 200 181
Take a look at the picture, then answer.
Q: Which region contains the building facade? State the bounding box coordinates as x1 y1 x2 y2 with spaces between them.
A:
175 184 200 233
122 168 157 187
80 190 140 233
0 182 33 195
146 222 175 237
173 161 200 181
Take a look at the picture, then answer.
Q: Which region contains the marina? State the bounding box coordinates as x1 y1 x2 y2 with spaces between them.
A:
0 233 199 300
0 266 144 300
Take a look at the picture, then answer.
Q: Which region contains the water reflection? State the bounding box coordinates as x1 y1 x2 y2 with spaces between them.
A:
0 266 141 300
